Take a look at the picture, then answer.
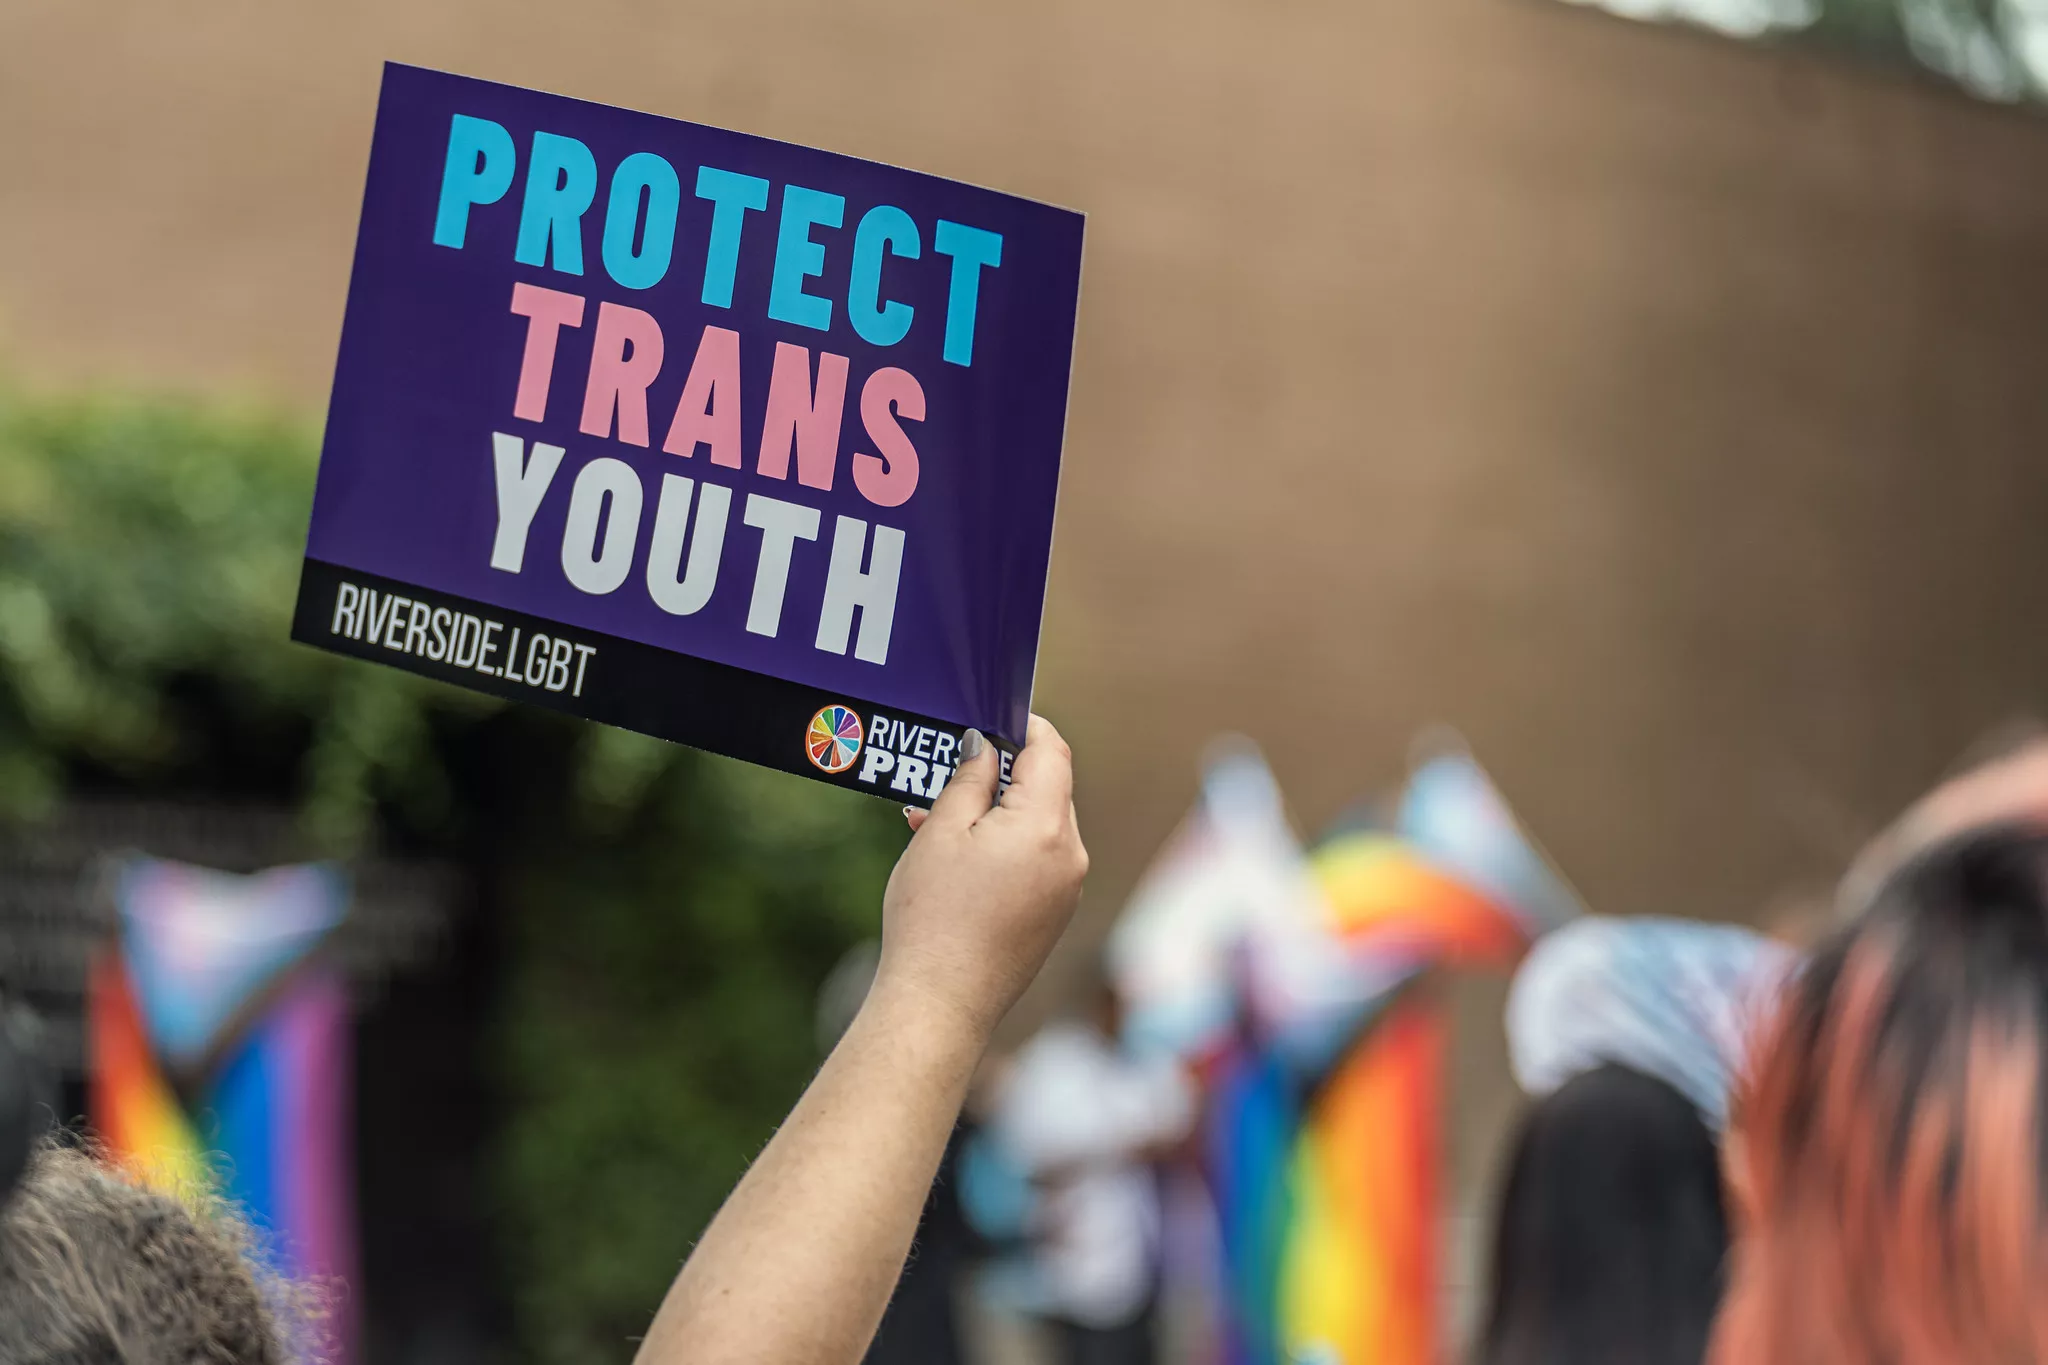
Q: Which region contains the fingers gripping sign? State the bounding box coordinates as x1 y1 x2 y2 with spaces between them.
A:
1000 714 1077 817
925 726 1003 828
880 715 1088 1037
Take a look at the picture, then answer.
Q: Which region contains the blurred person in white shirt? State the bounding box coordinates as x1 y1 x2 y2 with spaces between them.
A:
991 973 1195 1365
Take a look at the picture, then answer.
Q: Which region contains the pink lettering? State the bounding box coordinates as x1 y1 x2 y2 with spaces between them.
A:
579 302 666 446
508 282 586 423
756 342 849 492
662 325 744 469
852 367 924 508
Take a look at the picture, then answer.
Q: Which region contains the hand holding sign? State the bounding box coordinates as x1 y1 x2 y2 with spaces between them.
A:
879 715 1088 1039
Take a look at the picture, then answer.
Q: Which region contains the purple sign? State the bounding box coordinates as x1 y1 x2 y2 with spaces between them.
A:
295 64 1083 804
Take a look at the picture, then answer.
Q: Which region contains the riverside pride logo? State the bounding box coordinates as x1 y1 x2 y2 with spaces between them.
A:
842 712 1011 801
296 66 1082 798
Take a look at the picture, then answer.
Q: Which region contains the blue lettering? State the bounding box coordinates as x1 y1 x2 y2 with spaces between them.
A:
515 131 598 276
767 185 844 333
432 115 516 249
933 220 1003 367
695 166 770 309
601 152 682 290
847 205 919 347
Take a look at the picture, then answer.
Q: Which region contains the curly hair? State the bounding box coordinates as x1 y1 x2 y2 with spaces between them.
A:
1715 824 2048 1364
0 1142 293 1365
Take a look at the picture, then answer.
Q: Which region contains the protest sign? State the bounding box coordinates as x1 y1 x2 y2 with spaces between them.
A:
294 64 1083 804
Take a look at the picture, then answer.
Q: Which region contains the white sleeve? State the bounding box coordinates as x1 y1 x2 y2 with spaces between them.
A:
996 1033 1196 1172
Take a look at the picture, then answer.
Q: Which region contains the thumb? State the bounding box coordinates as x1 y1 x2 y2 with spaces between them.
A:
926 729 999 830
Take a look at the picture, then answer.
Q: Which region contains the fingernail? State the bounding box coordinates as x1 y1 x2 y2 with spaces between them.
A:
960 729 986 762
902 805 919 820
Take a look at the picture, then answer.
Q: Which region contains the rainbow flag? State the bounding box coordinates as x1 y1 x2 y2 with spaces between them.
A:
89 857 357 1363
1110 738 1580 1365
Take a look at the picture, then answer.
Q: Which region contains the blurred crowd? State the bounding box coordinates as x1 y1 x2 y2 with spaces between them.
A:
13 718 2048 1365
818 720 2048 1365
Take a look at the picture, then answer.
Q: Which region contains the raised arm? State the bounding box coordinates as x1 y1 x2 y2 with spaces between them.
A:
632 715 1088 1365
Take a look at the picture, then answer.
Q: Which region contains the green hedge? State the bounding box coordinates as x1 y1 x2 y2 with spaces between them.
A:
0 383 897 1362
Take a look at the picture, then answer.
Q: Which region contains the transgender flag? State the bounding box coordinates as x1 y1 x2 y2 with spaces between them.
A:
89 857 357 1363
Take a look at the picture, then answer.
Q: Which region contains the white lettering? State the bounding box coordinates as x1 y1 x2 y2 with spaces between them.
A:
815 515 905 664
405 601 431 655
545 636 573 691
572 643 596 697
742 493 821 637
382 597 412 649
646 474 731 616
362 589 390 644
561 457 644 595
491 432 567 572
859 747 896 784
890 755 930 794
453 615 483 668
427 607 453 661
331 583 361 636
478 621 504 673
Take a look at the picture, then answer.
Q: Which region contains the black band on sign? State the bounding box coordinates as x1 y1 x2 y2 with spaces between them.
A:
289 558 1007 807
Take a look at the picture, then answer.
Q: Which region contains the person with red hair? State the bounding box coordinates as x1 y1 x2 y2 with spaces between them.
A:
1715 821 2048 1364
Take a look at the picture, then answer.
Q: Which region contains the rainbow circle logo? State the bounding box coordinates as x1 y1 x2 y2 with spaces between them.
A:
805 705 864 774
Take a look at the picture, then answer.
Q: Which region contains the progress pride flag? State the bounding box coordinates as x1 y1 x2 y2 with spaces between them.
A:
294 64 1083 804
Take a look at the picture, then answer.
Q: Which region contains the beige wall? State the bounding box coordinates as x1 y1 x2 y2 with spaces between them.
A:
9 0 2048 1319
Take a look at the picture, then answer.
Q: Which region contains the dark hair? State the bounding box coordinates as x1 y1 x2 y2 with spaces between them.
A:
0 1142 293 1365
1716 824 2048 1364
1479 1064 1728 1365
